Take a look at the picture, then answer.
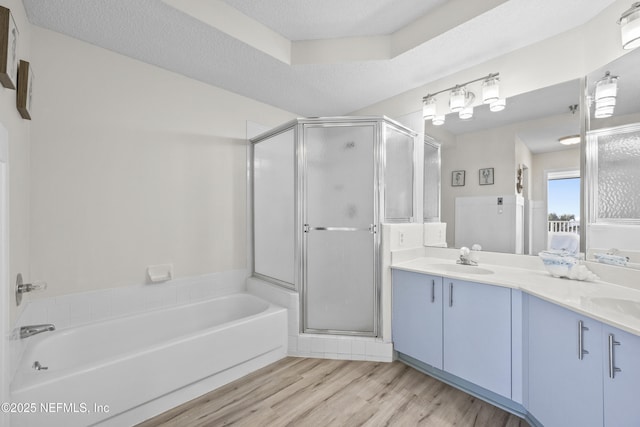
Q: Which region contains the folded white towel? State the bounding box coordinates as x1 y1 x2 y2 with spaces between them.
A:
594 253 628 266
549 233 580 255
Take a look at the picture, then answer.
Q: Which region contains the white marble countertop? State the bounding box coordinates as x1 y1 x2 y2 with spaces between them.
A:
392 256 640 336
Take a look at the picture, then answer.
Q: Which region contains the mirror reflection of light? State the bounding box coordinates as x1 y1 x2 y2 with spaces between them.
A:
558 135 581 145
618 2 640 50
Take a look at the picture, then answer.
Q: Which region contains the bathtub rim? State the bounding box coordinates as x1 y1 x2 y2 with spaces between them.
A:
11 292 284 394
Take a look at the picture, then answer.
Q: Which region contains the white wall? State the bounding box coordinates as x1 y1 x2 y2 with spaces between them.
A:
440 125 517 246
0 0 31 418
352 1 631 251
27 27 297 299
0 0 31 323
455 195 523 253
530 148 580 202
352 0 629 119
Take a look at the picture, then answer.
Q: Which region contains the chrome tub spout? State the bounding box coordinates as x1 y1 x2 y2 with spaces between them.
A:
20 324 55 339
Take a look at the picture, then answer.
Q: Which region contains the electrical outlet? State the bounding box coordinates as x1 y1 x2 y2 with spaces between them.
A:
399 232 405 247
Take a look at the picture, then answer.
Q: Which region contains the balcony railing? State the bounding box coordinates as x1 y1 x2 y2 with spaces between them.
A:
548 220 580 233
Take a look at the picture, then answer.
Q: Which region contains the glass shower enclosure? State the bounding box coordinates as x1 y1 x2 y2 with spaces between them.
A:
251 117 417 337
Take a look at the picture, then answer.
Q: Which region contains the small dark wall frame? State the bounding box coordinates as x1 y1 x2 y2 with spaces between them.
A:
16 60 33 120
452 170 465 187
479 167 494 185
0 6 19 89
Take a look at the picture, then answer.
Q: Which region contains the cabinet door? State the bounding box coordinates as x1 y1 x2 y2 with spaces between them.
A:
527 295 603 427
603 326 640 427
443 279 511 398
392 270 443 368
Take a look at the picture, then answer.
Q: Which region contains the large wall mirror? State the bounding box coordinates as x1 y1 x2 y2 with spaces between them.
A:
424 79 582 256
424 44 640 267
585 48 640 269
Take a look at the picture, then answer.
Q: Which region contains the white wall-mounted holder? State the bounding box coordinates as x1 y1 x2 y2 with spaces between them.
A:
147 264 173 283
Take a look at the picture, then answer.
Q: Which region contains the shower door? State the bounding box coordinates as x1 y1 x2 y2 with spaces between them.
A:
302 123 378 336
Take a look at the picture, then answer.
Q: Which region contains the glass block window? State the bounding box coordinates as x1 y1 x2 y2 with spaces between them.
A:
597 130 640 220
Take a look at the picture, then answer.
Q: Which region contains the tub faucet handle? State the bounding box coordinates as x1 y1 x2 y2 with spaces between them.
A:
33 361 48 371
15 273 48 306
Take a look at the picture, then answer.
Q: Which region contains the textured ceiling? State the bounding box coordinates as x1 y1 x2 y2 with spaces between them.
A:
23 0 616 117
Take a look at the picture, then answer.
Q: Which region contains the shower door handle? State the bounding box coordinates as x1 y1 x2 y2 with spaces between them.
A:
304 225 375 232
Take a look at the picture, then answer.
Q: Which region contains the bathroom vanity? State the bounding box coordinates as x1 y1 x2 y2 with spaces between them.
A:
391 255 640 427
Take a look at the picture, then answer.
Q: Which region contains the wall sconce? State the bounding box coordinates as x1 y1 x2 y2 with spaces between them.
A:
422 73 503 125
593 71 618 118
618 2 640 50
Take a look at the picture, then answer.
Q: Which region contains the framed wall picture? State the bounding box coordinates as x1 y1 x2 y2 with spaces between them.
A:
479 167 494 185
0 6 19 89
452 170 465 186
16 60 33 120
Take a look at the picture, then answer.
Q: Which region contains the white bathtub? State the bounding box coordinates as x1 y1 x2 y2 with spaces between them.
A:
11 293 287 427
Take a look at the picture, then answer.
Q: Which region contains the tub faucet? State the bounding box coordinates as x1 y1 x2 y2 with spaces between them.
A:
20 324 55 339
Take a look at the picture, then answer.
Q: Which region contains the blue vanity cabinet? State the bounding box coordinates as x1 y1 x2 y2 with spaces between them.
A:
526 295 603 427
392 269 443 368
443 279 512 398
602 326 640 427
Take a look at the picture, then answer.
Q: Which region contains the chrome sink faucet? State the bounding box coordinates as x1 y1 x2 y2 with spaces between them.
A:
457 244 482 266
19 324 55 339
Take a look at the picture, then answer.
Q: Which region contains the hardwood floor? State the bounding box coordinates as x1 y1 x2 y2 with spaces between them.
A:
137 357 529 427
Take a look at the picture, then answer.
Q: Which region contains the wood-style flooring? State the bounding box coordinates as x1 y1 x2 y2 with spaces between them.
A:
137 357 529 427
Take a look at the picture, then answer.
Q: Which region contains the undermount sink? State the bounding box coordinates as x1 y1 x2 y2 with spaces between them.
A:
586 297 640 317
428 263 494 275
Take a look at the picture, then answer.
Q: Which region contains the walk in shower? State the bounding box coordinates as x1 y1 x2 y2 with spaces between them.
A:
251 117 417 337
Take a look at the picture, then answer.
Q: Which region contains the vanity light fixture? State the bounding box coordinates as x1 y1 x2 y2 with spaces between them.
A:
458 92 476 119
432 114 446 126
459 105 474 120
449 86 467 112
594 71 618 118
422 96 437 120
481 75 500 104
422 72 502 123
619 2 640 50
558 135 581 145
489 98 506 112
